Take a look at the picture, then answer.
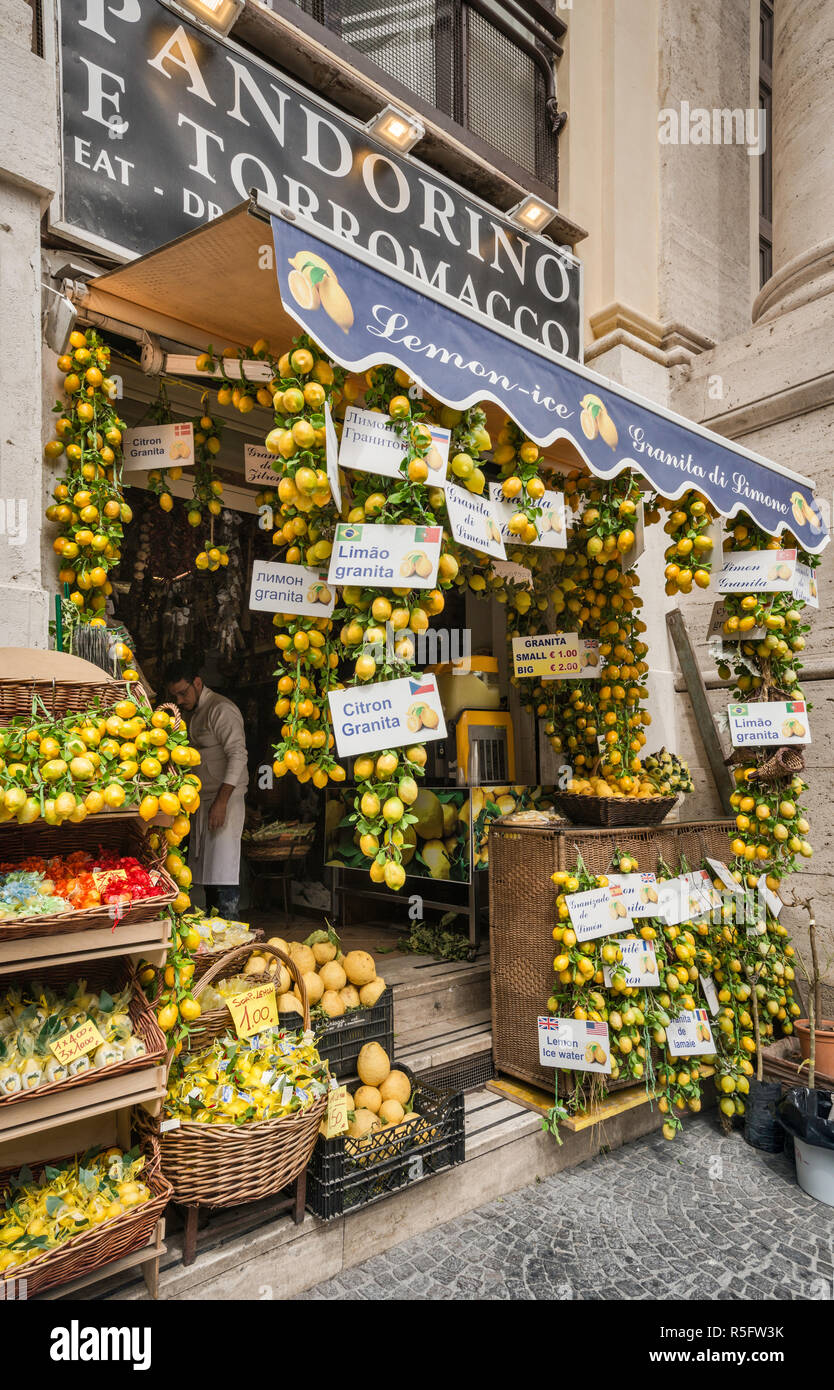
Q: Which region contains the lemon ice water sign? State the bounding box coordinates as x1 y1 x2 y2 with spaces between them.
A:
444 481 506 559
338 406 450 486
538 1017 612 1074
728 699 811 747
328 673 446 757
511 633 601 680
328 523 442 589
248 560 335 617
666 1009 716 1057
565 884 634 941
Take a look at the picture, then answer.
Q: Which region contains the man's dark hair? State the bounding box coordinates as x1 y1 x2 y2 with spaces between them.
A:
163 657 201 686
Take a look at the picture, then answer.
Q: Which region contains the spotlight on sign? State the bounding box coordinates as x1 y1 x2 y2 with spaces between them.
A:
507 194 560 233
366 103 426 154
161 0 245 37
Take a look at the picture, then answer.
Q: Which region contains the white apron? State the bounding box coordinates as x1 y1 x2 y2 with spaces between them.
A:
185 688 248 886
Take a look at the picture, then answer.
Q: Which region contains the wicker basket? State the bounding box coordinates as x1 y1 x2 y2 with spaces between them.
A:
243 824 316 863
549 792 679 828
0 818 177 941
173 944 278 1052
0 677 142 722
0 958 166 1114
155 943 327 1208
0 1134 171 1299
191 928 264 983
488 818 734 1090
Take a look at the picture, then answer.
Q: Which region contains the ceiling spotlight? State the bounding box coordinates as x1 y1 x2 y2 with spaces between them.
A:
365 103 426 154
507 194 560 233
161 0 244 37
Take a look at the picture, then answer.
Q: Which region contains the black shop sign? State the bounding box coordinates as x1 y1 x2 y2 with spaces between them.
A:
49 0 582 359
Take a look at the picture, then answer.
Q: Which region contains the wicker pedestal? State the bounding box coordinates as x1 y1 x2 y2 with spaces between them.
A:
488 818 734 1090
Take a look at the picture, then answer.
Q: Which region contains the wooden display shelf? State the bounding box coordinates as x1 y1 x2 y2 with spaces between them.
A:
38 1219 166 1301
0 1065 167 1145
487 1066 716 1130
0 917 171 974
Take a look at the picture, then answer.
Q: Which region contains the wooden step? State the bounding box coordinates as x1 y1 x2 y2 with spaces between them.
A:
390 954 491 1035
396 1009 492 1072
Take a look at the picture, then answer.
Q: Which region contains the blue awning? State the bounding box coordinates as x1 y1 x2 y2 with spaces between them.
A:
271 210 827 552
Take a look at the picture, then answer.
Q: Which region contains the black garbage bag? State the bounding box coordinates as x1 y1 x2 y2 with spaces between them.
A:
778 1086 834 1151
744 1079 784 1152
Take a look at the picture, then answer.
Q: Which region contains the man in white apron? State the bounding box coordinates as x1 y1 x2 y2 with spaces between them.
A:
164 661 248 917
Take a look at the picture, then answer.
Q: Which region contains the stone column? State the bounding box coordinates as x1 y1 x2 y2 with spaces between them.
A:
0 1 58 648
754 0 834 321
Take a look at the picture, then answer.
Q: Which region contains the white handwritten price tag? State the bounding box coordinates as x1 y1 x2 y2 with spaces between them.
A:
666 1009 716 1056
606 873 659 918
565 884 633 941
602 939 659 987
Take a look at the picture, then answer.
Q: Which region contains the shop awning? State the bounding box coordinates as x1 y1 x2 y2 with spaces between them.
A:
77 197 827 550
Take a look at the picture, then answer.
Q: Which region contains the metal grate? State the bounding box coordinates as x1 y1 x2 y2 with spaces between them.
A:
421 1048 495 1094
339 0 438 108
467 727 509 783
465 7 550 183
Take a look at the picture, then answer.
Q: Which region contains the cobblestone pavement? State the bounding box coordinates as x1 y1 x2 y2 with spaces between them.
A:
301 1119 833 1300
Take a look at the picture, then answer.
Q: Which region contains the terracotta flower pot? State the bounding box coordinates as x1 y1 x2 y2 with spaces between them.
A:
795 1018 834 1079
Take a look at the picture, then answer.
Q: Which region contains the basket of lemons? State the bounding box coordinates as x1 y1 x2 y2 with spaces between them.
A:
153 942 329 1209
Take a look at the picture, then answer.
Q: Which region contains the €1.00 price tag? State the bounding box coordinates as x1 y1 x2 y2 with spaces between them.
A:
227 984 278 1040
322 1086 350 1139
50 1020 105 1067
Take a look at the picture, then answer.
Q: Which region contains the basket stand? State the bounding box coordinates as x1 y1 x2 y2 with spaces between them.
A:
159 941 323 1267
177 1172 305 1268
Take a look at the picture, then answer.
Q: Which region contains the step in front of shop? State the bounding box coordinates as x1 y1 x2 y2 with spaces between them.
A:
97 1078 670 1302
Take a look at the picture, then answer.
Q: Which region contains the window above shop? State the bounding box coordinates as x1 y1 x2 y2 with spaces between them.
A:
287 0 566 192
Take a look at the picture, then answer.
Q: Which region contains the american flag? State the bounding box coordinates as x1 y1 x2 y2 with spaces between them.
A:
587 1021 607 1036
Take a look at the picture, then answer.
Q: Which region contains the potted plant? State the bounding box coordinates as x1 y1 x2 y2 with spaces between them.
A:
791 896 834 1077
778 896 834 1205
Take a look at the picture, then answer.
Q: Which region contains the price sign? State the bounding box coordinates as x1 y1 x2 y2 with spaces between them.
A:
50 1020 105 1067
321 1085 350 1138
227 984 279 1040
565 884 633 941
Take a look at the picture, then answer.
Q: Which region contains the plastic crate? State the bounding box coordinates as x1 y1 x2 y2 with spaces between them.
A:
306 1065 465 1220
280 990 394 1080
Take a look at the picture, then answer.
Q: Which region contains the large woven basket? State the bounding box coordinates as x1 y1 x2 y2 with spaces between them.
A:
0 818 177 940
155 943 327 1208
0 1134 171 1299
549 792 679 828
488 818 735 1090
0 958 166 1114
0 677 143 722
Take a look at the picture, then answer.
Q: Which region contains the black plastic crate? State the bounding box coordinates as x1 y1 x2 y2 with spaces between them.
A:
306 1065 465 1220
281 989 394 1080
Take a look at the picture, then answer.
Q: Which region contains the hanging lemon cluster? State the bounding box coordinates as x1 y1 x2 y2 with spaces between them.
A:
541 471 652 793
190 409 228 573
660 490 717 595
45 329 130 620
263 339 347 789
712 513 815 888
337 366 455 889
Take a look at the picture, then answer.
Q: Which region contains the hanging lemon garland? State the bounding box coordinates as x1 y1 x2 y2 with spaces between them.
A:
45 329 130 622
